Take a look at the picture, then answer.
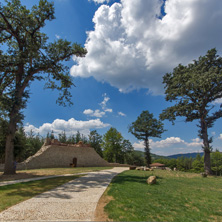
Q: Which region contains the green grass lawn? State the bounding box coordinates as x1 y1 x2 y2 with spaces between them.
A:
104 170 222 222
0 167 112 182
0 175 82 212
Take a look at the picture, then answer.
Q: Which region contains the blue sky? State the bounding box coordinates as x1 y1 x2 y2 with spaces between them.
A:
18 0 222 156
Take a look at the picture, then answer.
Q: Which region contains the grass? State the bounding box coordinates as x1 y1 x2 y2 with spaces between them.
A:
0 167 112 182
104 170 222 222
0 175 82 212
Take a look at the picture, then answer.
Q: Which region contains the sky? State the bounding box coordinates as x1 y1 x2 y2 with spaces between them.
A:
14 0 222 156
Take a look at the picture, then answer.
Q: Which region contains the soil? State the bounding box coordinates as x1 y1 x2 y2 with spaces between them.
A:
94 192 114 221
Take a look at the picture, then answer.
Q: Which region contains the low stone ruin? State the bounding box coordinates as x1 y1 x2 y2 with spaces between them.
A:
16 139 110 170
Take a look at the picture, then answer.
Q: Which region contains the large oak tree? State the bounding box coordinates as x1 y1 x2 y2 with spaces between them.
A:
0 0 87 174
160 48 222 175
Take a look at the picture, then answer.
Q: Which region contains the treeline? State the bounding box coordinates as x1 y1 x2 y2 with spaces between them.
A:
154 151 222 176
0 125 145 166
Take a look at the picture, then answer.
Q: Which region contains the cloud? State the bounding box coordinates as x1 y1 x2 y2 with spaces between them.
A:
118 111 126 117
55 34 60 39
133 137 203 150
84 93 112 118
212 98 222 105
71 0 222 95
100 93 110 110
105 108 113 113
219 134 222 140
211 131 216 136
89 0 110 3
24 118 110 136
83 109 106 118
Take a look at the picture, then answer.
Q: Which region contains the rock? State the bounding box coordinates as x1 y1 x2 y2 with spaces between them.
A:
165 167 172 171
147 176 157 185
136 167 144 170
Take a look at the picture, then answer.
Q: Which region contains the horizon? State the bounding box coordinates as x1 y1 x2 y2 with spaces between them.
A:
5 0 222 156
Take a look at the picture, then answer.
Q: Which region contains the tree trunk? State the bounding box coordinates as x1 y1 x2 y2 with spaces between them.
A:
144 137 151 167
4 87 22 175
4 119 17 175
200 117 212 175
204 150 212 175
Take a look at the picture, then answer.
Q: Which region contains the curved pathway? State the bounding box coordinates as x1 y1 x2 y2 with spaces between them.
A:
0 167 128 221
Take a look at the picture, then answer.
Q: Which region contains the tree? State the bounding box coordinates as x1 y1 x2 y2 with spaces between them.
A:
211 150 222 176
0 0 87 174
58 130 67 143
88 130 103 157
75 131 81 144
102 127 124 163
160 49 222 174
129 111 165 166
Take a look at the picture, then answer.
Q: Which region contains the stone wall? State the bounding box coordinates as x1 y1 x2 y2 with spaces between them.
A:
16 141 110 170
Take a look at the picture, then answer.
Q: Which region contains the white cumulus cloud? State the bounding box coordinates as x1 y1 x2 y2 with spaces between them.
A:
83 109 106 118
133 137 203 150
219 134 222 140
71 0 222 94
24 118 110 136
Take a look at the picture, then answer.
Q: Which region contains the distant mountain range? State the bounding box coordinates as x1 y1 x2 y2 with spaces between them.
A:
167 152 204 159
134 150 204 160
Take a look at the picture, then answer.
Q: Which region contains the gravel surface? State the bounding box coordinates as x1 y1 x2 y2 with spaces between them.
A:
0 167 127 221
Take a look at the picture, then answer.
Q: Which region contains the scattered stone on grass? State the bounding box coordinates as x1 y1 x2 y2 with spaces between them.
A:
147 176 157 185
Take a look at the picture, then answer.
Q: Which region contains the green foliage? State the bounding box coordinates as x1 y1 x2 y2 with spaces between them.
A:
88 130 103 157
58 130 67 143
127 151 145 166
0 0 87 174
102 127 124 163
160 48 222 174
129 110 165 166
102 127 133 164
211 150 222 176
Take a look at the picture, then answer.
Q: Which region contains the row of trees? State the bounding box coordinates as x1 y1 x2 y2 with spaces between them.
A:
154 151 222 176
1 0 222 175
0 126 146 166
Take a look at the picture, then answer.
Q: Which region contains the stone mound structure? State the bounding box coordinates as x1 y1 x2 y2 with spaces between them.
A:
17 139 110 170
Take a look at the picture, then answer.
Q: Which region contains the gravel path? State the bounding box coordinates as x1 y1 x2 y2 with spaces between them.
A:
0 167 127 221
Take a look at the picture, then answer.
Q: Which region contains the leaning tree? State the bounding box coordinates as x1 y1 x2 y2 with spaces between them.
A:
160 48 222 175
129 110 165 166
0 0 87 174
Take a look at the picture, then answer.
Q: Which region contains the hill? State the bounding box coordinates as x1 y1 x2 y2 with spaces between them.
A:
134 150 204 160
134 150 168 160
167 152 204 159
